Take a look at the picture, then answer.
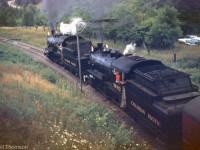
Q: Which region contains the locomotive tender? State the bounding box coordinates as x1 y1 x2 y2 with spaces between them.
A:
44 31 200 150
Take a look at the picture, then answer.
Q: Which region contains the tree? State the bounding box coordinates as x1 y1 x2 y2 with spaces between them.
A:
145 7 182 49
160 0 200 34
131 19 153 46
104 1 182 49
0 7 20 26
105 1 137 42
105 0 161 43
35 13 47 26
22 4 37 26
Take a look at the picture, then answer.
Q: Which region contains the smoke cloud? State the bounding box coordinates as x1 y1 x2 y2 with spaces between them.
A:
42 0 116 30
42 0 77 30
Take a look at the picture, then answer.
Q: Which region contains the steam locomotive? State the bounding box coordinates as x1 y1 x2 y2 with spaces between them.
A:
44 30 200 150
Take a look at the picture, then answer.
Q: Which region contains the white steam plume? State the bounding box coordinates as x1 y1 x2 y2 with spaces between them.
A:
60 18 86 35
123 43 136 55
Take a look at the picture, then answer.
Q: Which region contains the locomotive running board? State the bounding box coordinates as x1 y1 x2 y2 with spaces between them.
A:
87 69 107 80
163 92 200 102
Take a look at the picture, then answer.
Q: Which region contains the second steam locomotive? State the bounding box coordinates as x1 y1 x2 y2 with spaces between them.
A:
44 28 200 150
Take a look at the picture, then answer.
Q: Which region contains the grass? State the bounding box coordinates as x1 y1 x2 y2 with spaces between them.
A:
0 26 47 48
0 41 151 149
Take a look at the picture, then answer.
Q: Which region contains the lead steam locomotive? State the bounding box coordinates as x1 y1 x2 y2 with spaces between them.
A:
44 30 200 150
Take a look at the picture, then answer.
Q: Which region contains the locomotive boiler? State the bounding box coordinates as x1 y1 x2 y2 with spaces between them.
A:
87 48 125 104
44 29 200 150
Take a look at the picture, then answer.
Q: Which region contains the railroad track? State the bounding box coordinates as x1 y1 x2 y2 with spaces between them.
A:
0 37 44 57
0 37 165 150
0 37 81 86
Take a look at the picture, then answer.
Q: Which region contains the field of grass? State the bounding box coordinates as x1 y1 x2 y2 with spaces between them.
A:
0 27 47 48
0 41 151 149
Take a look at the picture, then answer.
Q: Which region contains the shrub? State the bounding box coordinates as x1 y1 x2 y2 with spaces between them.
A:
190 71 200 84
40 69 59 83
177 55 200 69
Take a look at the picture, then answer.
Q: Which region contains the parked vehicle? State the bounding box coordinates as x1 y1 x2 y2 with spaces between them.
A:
178 35 200 45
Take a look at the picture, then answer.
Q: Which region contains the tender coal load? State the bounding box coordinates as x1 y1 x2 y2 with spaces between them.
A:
134 65 194 96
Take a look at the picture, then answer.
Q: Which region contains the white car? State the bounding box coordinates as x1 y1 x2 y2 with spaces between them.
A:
178 35 200 45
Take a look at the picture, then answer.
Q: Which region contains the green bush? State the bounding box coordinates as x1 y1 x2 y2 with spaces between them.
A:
40 68 59 83
190 71 200 84
177 55 200 69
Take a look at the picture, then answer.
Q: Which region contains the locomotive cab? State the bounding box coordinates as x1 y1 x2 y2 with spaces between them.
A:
61 35 92 74
45 34 92 75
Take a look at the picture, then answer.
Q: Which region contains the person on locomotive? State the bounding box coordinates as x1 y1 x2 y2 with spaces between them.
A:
112 68 125 85
113 68 121 83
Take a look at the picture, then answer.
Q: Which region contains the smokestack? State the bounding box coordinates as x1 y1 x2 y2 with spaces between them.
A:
51 30 55 35
97 43 103 50
96 27 103 50
91 19 118 50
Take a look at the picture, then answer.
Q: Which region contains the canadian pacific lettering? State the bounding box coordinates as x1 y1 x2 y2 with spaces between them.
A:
130 101 161 127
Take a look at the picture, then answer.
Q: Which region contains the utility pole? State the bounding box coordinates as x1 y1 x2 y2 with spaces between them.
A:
76 21 87 93
76 33 82 92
